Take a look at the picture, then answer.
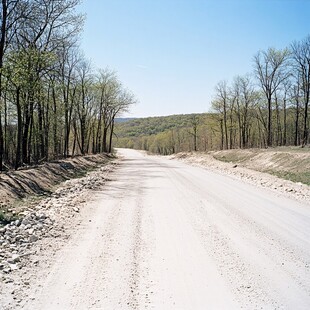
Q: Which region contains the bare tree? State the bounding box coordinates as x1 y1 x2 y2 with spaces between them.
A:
107 88 136 153
213 80 229 149
290 72 302 146
188 114 199 151
94 69 120 153
232 75 257 148
281 79 292 146
254 48 290 146
291 36 310 146
57 43 81 157
74 59 93 155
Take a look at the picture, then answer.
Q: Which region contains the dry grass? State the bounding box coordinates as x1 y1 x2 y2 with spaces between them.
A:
212 147 310 185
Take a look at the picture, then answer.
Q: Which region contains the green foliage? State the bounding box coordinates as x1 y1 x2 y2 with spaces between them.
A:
269 171 310 186
114 113 218 154
0 210 15 225
0 0 137 170
3 49 57 88
114 103 306 155
115 114 210 137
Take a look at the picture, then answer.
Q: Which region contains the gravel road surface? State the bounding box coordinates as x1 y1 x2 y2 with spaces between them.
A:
22 148 310 309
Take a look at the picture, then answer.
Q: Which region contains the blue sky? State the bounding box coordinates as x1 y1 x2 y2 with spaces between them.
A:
77 0 310 117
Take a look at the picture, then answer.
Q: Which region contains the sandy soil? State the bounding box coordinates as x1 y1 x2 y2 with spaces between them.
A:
1 148 310 309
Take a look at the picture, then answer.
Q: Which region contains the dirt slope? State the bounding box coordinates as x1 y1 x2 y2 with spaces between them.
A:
212 147 310 185
0 154 113 220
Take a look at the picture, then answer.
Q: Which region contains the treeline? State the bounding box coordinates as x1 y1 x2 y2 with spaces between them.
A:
213 40 309 150
0 0 136 171
116 35 310 155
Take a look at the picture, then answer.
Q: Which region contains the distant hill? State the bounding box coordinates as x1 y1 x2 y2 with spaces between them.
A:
114 113 217 153
115 117 137 123
115 113 210 137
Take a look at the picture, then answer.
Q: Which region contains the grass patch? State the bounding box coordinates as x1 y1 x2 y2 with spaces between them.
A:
267 170 310 186
213 152 255 163
212 149 310 186
0 210 17 226
213 155 232 163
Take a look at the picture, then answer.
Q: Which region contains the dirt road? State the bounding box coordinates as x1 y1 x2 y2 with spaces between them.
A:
23 148 310 309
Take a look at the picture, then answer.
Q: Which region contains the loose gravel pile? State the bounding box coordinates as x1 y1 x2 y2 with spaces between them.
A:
0 161 117 307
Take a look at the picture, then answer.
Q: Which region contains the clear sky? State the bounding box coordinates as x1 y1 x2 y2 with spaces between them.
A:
77 0 310 117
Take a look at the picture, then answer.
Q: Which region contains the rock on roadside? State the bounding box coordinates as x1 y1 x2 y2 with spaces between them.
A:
0 160 117 310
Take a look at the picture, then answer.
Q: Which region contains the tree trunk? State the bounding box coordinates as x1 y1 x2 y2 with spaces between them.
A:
302 90 309 146
108 119 114 153
15 87 22 169
102 126 108 153
0 108 3 171
267 96 272 147
95 103 103 153
275 95 282 146
283 98 287 145
0 0 8 171
4 90 8 162
220 119 224 150
22 103 30 164
44 91 50 160
223 102 228 149
294 99 300 146
38 101 45 160
52 87 58 157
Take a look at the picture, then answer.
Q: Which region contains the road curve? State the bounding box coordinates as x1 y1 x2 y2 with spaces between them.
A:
26 148 310 309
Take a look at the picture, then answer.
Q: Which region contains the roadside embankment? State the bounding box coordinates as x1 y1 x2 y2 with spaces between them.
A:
170 147 310 202
212 147 310 185
0 154 114 221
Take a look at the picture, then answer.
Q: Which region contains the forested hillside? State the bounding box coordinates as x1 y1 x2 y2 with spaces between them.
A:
115 106 309 155
115 114 217 154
